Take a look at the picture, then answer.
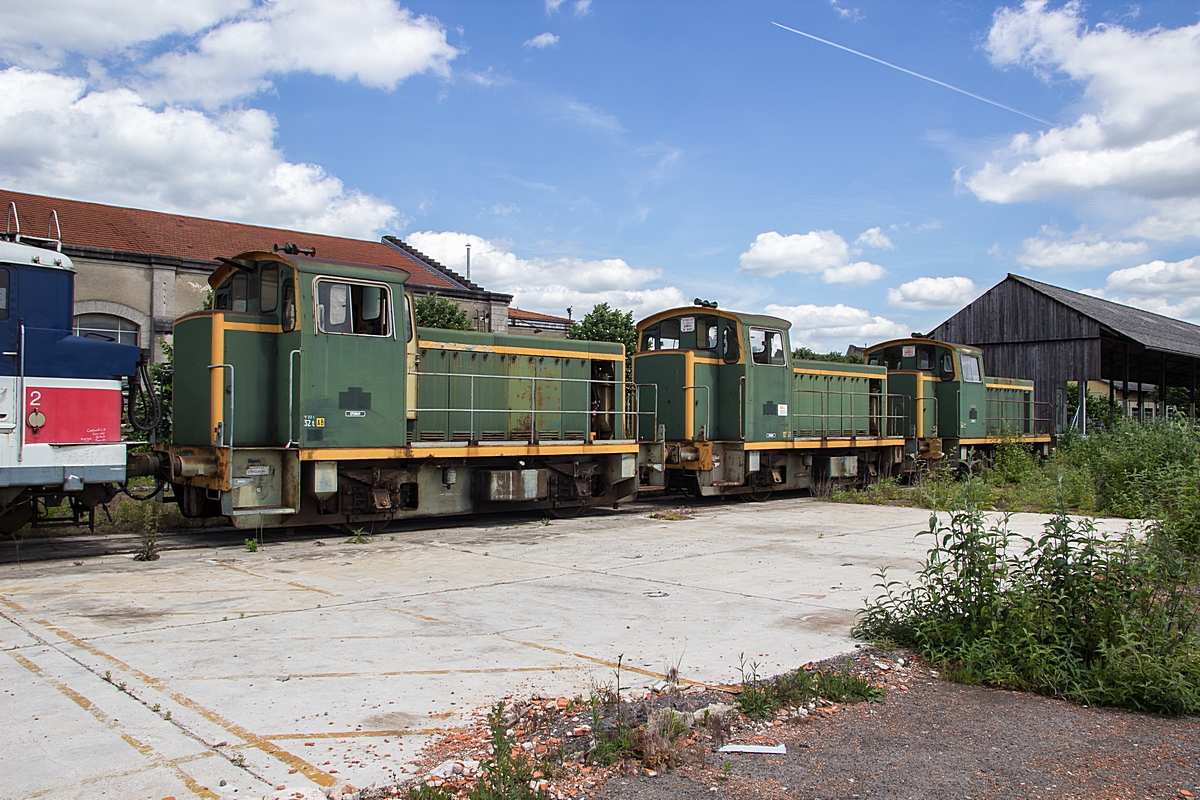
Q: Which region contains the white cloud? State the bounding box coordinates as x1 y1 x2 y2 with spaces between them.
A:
574 0 592 16
967 1 1200 240
142 0 459 107
1091 256 1200 320
828 0 862 21
855 226 894 250
1104 256 1200 300
545 0 566 13
765 303 909 352
524 32 559 49
1017 227 1148 268
822 262 885 285
886 276 979 311
406 231 686 320
0 68 400 238
738 230 886 285
0 0 250 68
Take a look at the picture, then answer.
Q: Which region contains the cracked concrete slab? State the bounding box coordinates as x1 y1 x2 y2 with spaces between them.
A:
0 499 1134 799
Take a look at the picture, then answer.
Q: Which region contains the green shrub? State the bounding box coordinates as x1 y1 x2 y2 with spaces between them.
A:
855 472 1200 715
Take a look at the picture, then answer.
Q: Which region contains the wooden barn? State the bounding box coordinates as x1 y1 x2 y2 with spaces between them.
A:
931 274 1200 432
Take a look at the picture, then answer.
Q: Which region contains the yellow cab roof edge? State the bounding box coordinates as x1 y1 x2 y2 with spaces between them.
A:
865 337 981 355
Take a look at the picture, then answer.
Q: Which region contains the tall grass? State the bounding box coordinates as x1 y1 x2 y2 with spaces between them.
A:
854 473 1200 715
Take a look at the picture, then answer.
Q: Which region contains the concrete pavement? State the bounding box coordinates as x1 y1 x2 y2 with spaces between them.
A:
0 499 1135 799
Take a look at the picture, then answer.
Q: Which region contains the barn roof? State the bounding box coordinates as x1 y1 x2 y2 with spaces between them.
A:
1008 274 1200 359
0 188 486 295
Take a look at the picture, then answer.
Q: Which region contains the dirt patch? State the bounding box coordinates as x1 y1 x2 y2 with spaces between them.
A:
595 652 1200 800
361 650 1198 800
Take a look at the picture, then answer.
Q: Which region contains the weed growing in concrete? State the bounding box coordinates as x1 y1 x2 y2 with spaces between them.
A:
855 469 1200 715
347 528 372 544
152 703 160 712
470 702 537 800
720 760 733 779
735 654 880 719
102 670 111 683
814 662 884 703
163 710 171 720
243 538 258 552
132 501 161 561
539 518 552 527
649 507 694 521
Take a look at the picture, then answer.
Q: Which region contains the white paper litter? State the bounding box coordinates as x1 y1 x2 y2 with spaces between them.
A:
717 744 787 754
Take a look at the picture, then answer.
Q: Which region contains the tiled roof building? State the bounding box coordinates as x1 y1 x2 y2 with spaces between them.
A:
1 189 518 358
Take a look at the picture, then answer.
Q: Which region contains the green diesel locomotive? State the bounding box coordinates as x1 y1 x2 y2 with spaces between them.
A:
632 305 906 498
630 304 1050 498
162 250 643 529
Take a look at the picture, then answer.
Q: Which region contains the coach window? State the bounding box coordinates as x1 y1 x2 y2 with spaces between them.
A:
960 354 982 383
0 268 8 321
316 280 390 336
750 328 786 366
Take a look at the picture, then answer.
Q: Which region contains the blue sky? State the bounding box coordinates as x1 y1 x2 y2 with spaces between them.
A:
3 1 1200 349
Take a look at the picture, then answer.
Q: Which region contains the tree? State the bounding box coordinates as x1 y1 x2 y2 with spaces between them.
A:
567 303 638 359
792 346 865 365
414 292 473 330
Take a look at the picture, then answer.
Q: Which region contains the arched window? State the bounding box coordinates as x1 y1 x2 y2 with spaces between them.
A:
73 313 139 346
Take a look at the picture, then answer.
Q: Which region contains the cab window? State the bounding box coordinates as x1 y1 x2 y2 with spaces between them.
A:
722 322 740 363
918 349 933 370
281 276 296 331
750 328 786 366
230 272 248 312
960 354 982 383
641 324 659 352
659 319 681 349
316 279 390 336
259 265 279 313
697 316 718 350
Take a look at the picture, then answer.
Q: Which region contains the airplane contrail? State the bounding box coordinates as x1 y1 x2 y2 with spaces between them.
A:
772 21 1055 127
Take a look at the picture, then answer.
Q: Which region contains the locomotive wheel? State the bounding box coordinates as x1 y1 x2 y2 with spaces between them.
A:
548 504 584 519
745 488 774 503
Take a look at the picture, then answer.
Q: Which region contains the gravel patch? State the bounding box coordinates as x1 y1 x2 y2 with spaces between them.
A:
595 652 1200 800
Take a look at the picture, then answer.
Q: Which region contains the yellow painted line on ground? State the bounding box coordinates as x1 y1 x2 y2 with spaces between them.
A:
497 636 693 685
181 665 575 681
7 649 219 799
211 562 339 596
0 598 335 788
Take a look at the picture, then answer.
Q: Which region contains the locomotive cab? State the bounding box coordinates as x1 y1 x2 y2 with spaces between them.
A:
865 337 1046 464
633 303 900 498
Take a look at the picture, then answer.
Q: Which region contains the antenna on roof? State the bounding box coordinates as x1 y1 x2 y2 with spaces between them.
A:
465 243 471 283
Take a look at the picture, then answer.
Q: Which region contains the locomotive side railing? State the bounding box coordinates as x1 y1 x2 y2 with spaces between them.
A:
412 370 658 443
791 389 911 440
986 396 1053 437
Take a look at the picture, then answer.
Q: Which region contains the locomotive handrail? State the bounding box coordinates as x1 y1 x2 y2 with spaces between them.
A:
682 384 711 440
286 349 301 448
791 388 908 440
413 370 650 443
628 382 659 441
17 323 24 462
209 363 235 472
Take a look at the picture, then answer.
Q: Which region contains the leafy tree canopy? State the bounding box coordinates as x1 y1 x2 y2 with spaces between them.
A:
414 292 473 331
567 303 638 357
792 346 865 364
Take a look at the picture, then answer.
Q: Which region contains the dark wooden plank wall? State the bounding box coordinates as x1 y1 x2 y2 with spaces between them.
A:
933 279 1100 345
932 279 1103 411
